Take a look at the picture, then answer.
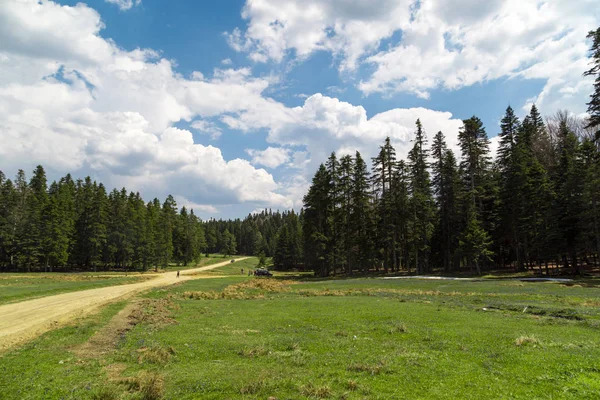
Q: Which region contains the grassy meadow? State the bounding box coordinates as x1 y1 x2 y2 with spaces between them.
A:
1 260 599 399
0 254 242 305
0 274 151 305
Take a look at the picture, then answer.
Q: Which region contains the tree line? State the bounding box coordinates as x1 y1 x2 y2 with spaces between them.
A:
298 27 600 276
0 167 295 272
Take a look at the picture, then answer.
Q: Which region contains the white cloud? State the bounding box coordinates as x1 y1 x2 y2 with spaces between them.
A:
191 120 222 139
227 0 413 70
246 147 291 168
225 93 465 205
105 0 141 11
231 0 599 115
221 58 233 65
0 0 291 211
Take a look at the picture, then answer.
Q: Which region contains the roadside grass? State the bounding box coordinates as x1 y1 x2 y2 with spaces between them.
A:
2 276 600 399
190 257 260 276
0 274 151 305
0 301 127 399
161 254 244 272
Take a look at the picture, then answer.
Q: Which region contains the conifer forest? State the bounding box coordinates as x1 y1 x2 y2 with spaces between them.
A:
1 27 600 277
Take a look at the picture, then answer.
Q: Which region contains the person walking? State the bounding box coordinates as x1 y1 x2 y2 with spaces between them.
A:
177 270 180 278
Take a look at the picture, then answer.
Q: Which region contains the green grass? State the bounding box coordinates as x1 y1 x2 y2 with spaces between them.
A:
161 254 245 271
0 301 127 399
193 257 261 276
2 276 600 399
0 274 150 305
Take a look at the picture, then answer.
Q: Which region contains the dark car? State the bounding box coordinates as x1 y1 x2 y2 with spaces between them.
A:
254 268 273 277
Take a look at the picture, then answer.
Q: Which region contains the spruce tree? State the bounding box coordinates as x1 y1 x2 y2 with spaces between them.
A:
350 152 375 273
458 116 493 272
303 164 332 277
408 120 435 273
584 27 600 136
554 120 585 273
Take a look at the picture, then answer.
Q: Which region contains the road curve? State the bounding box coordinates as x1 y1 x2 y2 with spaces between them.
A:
0 258 248 352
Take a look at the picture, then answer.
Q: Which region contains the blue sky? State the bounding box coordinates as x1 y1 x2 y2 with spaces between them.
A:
0 0 598 219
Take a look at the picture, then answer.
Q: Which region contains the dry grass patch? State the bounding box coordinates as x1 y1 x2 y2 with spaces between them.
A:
300 382 332 398
137 343 176 364
239 376 269 395
345 379 359 391
183 279 296 300
515 335 541 347
122 371 164 400
237 345 270 358
129 298 178 328
388 321 408 334
90 386 120 400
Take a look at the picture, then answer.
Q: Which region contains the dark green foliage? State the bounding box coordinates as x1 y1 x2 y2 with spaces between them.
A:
0 170 208 271
584 27 600 133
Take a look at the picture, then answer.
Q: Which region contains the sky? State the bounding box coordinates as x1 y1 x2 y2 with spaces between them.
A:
1 0 598 219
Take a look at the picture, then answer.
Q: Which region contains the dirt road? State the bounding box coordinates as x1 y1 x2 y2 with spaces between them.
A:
0 258 248 352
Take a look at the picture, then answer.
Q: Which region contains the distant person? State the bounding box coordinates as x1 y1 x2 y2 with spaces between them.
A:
177 270 180 278
241 268 244 275
248 270 252 276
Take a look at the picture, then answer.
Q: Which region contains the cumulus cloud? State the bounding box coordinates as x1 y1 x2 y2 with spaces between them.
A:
0 0 292 213
246 147 292 168
190 120 222 139
105 0 142 11
227 0 413 70
230 0 598 114
227 93 465 190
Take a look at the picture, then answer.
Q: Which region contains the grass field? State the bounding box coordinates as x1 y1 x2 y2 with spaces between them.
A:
0 255 243 305
191 257 264 276
161 254 245 272
0 274 152 305
1 273 599 399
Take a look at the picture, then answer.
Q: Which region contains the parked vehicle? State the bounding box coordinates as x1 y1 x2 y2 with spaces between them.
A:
254 268 273 277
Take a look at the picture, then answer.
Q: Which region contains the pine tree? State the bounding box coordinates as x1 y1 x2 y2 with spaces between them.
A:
431 132 460 272
0 174 17 270
157 195 178 267
497 106 527 270
13 170 30 271
584 27 600 136
408 120 435 273
350 152 375 273
372 138 397 272
338 155 353 273
391 160 411 272
554 120 585 273
303 164 332 277
325 152 342 272
458 116 493 272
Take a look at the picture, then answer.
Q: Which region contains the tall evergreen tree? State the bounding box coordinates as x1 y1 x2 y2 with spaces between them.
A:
584 27 600 136
407 120 435 273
